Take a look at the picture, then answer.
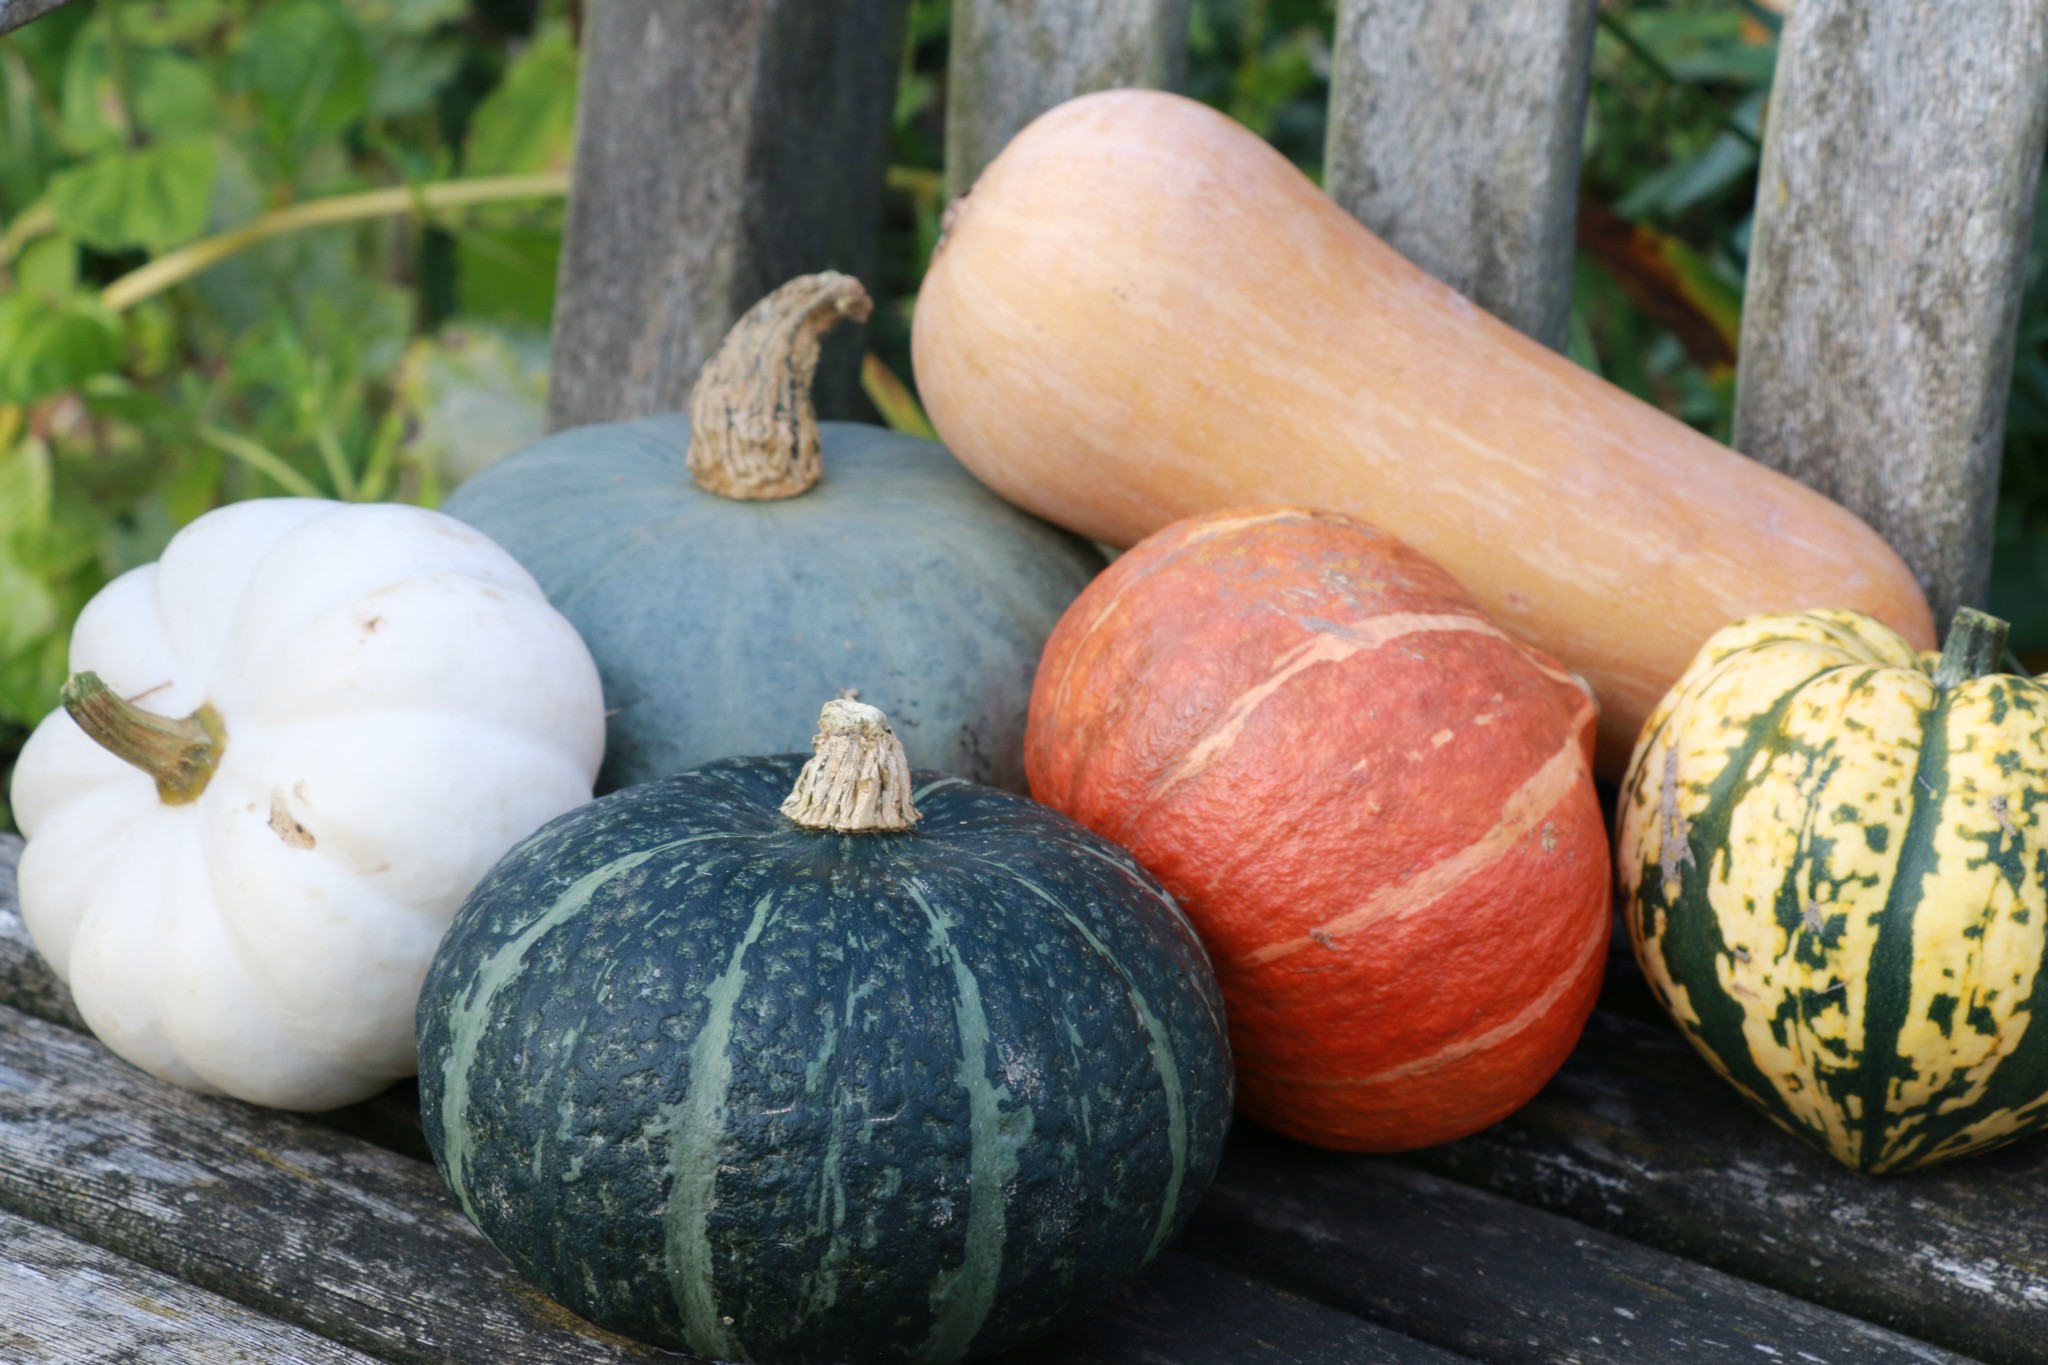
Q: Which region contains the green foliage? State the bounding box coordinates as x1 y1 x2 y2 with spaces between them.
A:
0 0 577 795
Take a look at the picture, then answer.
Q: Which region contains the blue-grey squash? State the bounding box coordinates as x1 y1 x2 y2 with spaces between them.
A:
417 699 1234 1365
442 273 1103 793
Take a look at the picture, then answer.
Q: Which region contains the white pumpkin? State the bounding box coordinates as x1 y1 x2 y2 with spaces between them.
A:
8 498 605 1110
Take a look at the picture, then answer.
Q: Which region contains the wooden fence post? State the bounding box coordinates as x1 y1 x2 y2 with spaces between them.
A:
547 0 907 432
944 0 1191 203
1323 0 1599 350
1733 1 2048 629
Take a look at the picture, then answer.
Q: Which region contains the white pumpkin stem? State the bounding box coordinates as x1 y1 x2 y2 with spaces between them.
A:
1933 608 2010 690
781 699 921 833
687 273 873 501
61 672 227 806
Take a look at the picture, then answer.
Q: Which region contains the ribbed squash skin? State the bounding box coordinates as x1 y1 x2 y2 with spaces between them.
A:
1026 508 1608 1151
442 416 1103 794
912 89 1933 778
1619 610 2048 1173
417 757 1233 1365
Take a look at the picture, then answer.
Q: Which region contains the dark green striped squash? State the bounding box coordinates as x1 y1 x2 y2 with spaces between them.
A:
1618 607 2048 1173
416 701 1233 1364
441 273 1102 795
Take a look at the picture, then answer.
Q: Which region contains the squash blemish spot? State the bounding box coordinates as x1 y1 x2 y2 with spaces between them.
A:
268 793 316 850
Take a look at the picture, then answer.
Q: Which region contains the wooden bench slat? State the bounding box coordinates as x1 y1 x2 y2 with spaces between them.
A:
1412 1008 2048 1365
1732 0 2048 625
0 1000 679 1365
546 0 907 431
943 0 1191 203
1188 1129 1975 1365
0 1205 388 1365
1002 1250 1473 1365
1323 0 1598 349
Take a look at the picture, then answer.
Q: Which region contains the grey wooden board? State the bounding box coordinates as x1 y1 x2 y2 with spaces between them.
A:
1187 1131 1976 1365
0 1001 681 1365
1323 0 1598 349
546 0 906 432
944 0 1191 203
998 1251 1473 1365
0 0 73 36
1732 0 2048 627
0 1205 387 1365
1413 1009 2048 1365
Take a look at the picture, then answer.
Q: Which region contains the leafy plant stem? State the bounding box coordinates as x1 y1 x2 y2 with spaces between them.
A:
195 423 325 499
1 201 57 265
99 171 572 313
1597 10 1761 152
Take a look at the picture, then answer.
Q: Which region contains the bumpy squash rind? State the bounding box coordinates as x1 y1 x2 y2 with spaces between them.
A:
417 757 1233 1365
1618 609 2048 1173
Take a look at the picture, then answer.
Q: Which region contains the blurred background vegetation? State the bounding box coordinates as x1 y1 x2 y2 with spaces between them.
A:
3 0 2046 830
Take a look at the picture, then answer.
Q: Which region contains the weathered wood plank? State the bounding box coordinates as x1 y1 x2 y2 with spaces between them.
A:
1412 1009 2048 1365
1732 0 2048 626
1001 1251 1471 1365
0 1001 680 1364
1186 1129 1974 1365
1324 0 1598 348
547 0 906 431
0 0 74 37
944 0 1191 203
0 1206 386 1365
0 833 432 1163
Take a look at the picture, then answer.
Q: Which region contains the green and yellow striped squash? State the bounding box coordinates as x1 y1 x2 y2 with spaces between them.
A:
1617 607 2048 1173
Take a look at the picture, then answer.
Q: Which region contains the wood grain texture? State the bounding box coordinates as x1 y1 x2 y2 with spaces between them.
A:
0 0 73 36
1414 1009 2048 1365
546 0 906 431
1733 0 2048 626
0 1206 385 1365
1324 0 1598 348
944 0 1191 202
1187 1131 1973 1365
0 1001 682 1364
1000 1251 1473 1365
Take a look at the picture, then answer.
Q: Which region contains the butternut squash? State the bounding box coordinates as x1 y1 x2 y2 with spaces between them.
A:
910 90 1934 774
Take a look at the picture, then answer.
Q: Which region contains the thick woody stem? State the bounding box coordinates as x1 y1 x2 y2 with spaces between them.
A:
686 273 873 500
1932 608 2010 691
781 699 921 833
61 672 227 805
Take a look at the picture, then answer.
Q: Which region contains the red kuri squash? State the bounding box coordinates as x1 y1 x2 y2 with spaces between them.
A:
1027 507 1609 1150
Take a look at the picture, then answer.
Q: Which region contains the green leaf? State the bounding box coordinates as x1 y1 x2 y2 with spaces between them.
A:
0 293 122 405
59 34 219 153
366 38 464 118
346 0 468 35
13 234 79 298
454 225 563 328
122 2 236 46
232 0 371 166
48 134 216 251
462 27 579 176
